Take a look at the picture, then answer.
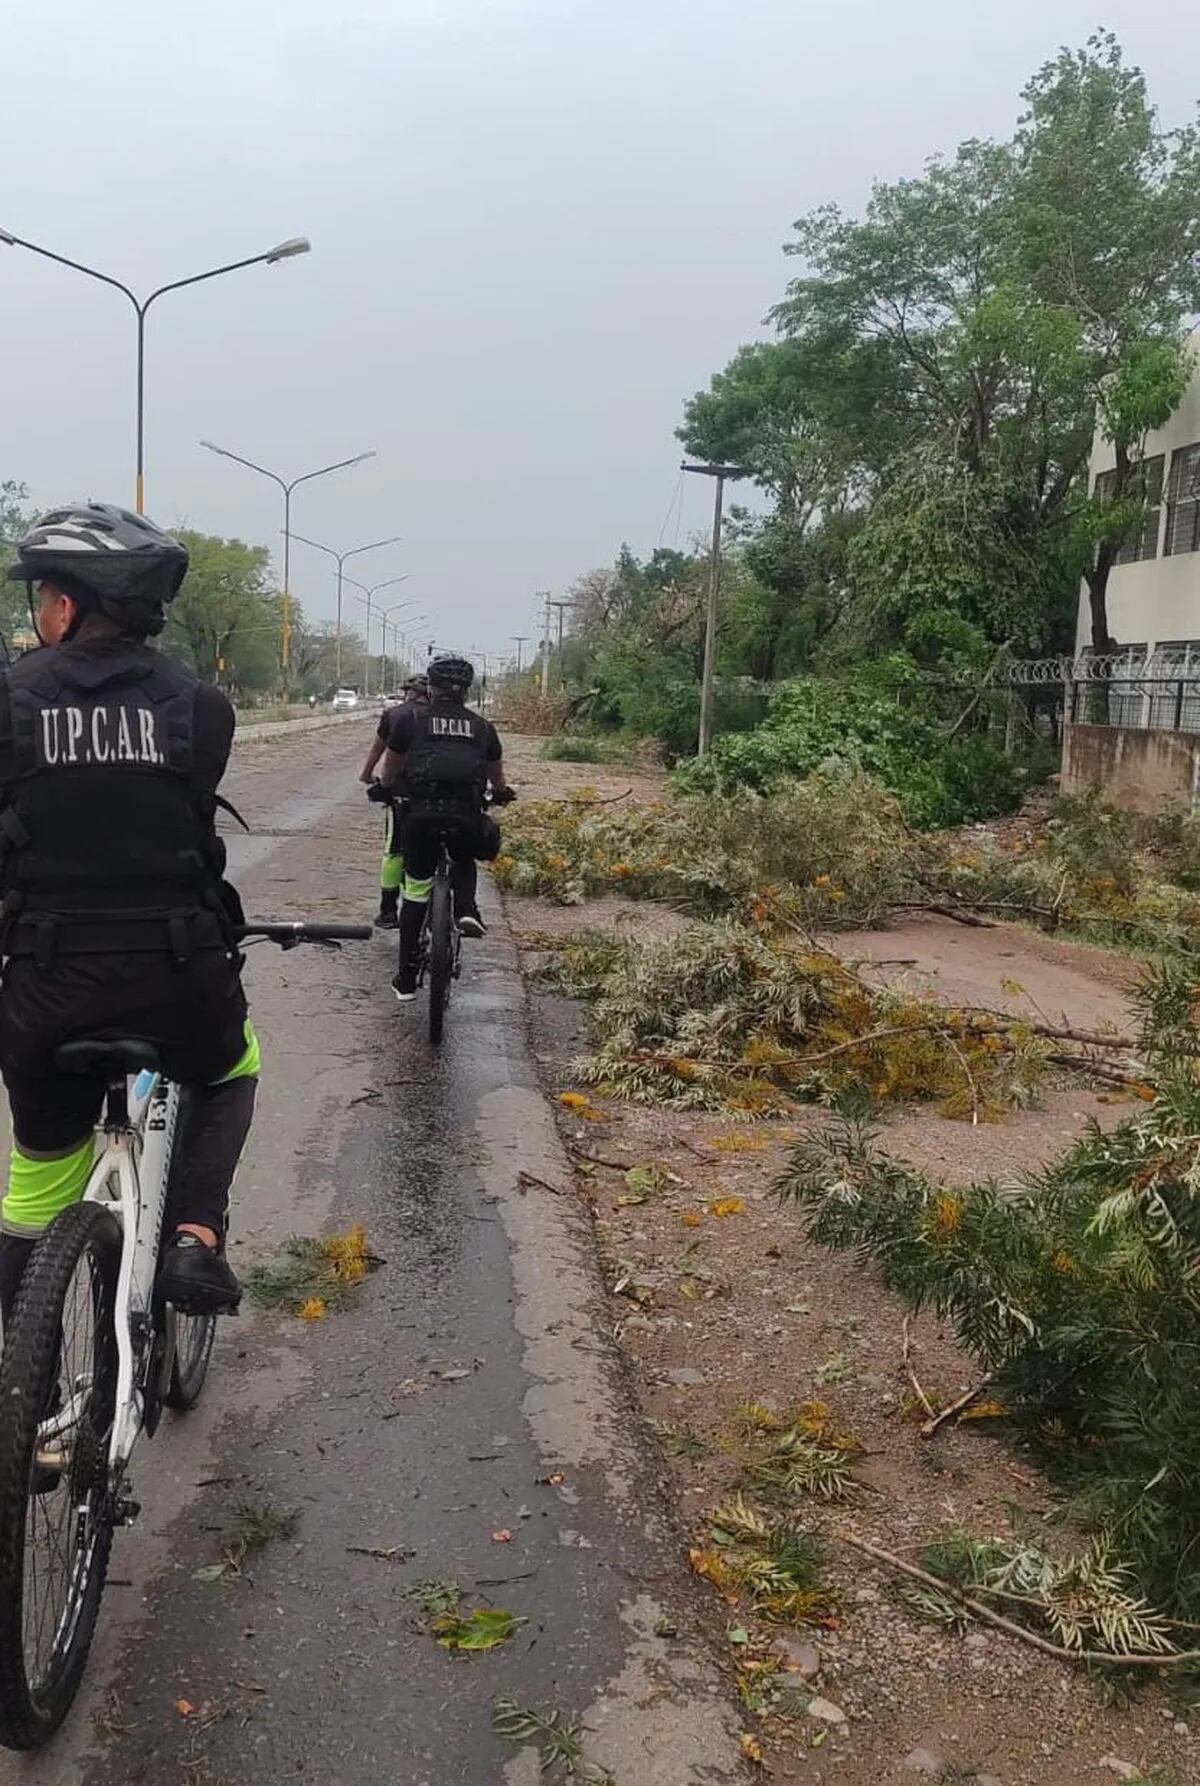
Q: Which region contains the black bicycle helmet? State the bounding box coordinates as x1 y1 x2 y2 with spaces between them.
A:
402 673 430 699
427 654 474 699
7 502 189 639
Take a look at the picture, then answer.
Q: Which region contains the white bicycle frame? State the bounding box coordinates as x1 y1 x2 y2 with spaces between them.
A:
45 1071 181 1475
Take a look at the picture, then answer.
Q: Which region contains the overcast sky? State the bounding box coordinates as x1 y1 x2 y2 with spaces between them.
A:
2 0 1195 659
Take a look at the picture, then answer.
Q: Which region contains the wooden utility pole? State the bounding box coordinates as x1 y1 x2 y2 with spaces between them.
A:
539 591 552 698
681 461 747 756
511 635 527 675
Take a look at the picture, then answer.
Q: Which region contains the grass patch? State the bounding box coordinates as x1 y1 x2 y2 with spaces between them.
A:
244 1224 377 1319
541 735 618 764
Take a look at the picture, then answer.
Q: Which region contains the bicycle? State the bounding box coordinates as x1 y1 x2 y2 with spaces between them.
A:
414 832 463 1046
0 919 370 1752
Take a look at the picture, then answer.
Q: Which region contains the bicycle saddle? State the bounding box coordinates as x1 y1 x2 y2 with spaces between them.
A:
54 1038 162 1077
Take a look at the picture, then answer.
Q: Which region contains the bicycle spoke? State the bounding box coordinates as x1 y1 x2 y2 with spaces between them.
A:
20 1243 103 1691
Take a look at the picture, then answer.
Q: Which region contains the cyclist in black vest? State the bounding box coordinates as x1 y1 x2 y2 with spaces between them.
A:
0 503 257 1331
371 654 514 1001
358 673 428 930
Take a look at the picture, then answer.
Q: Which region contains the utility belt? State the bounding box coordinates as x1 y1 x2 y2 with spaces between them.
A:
1 903 231 970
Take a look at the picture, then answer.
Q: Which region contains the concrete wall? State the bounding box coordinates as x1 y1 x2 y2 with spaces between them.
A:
1076 325 1200 653
1062 721 1200 814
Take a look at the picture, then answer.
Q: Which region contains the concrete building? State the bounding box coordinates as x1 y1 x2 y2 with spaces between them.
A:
1078 324 1200 660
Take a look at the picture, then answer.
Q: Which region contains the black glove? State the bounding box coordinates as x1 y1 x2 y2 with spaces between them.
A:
492 785 517 805
366 781 392 804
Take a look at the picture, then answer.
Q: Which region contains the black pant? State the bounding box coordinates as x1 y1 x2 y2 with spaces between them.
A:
401 807 500 905
0 950 255 1235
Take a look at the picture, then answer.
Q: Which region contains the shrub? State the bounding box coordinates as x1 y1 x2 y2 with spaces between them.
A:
675 666 1021 829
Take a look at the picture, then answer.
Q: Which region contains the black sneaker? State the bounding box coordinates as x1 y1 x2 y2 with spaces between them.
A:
374 907 399 930
456 909 485 938
392 965 418 1003
157 1233 241 1316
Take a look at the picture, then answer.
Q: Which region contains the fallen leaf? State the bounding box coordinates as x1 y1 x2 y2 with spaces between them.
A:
492 1529 513 1544
175 1700 196 1718
537 1471 566 1487
433 1608 524 1652
709 1197 745 1219
298 1297 327 1322
740 1733 764 1765
728 1626 750 1646
681 1210 704 1228
191 1563 229 1584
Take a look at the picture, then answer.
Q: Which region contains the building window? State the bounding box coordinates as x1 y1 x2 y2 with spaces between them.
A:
1165 443 1200 556
1093 456 1165 564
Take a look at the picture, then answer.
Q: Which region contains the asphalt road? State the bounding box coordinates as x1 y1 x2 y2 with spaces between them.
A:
0 725 740 1786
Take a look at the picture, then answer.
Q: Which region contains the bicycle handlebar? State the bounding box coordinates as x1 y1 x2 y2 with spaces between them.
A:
235 921 373 944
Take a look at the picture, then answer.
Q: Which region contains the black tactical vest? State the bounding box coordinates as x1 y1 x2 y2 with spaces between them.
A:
0 644 230 961
402 699 490 804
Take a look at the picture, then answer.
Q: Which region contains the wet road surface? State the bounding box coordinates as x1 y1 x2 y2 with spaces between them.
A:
0 724 740 1786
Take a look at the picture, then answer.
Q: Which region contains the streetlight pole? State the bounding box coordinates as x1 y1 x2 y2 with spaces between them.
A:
511 635 527 675
290 533 402 686
378 600 417 690
681 461 748 756
1 229 310 513
200 443 375 681
346 579 412 696
360 582 412 695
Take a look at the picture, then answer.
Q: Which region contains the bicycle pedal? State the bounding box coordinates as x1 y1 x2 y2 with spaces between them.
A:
111 1495 141 1527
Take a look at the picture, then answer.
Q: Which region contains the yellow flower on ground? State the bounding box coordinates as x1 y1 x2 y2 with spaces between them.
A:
299 1297 327 1322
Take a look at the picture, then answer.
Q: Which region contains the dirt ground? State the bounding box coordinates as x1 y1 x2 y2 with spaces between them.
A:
500 734 1196 1786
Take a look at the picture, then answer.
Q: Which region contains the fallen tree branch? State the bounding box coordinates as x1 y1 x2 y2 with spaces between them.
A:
517 1169 570 1197
839 1533 1200 1668
901 1316 936 1422
920 1372 995 1437
568 1144 636 1172
944 639 1013 742
892 901 997 929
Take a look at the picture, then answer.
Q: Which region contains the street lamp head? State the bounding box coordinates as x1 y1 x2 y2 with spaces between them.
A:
0 229 15 247
265 237 311 264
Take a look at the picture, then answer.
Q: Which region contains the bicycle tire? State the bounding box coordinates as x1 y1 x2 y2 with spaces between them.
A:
165 1311 216 1412
0 1203 120 1750
428 874 453 1046
160 1089 217 1413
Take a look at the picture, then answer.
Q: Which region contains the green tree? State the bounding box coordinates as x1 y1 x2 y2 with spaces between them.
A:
0 482 34 647
163 532 278 687
1010 32 1200 649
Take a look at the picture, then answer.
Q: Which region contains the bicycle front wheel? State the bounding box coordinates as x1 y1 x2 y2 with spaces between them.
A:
0 1203 120 1750
428 875 453 1046
165 1309 216 1411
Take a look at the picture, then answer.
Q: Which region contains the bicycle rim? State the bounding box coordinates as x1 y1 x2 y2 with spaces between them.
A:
428 876 452 1045
0 1204 120 1750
